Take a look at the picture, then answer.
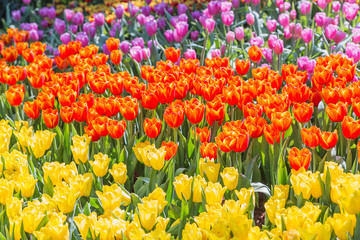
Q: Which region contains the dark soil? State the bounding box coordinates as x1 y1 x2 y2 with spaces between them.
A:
254 192 266 227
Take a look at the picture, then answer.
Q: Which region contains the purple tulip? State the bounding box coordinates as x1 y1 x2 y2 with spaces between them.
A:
235 27 244 41
253 0 260 6
145 19 158 37
191 11 201 21
154 3 167 15
246 13 255 25
102 44 111 55
267 19 277 32
191 31 199 41
221 45 226 56
72 12 84 25
130 46 143 63
54 18 66 35
184 49 197 59
334 31 346 44
29 29 39 41
175 21 189 38
226 31 235 43
120 41 130 54
158 17 166 30
301 28 313 43
38 30 43 40
211 49 221 58
262 48 272 63
179 14 188 22
12 10 21 21
116 5 124 19
23 0 31 4
132 37 145 48
332 1 341 12
208 1 221 15
232 0 240 8
297 56 309 71
130 5 140 17
273 39 284 55
76 32 89 47
178 4 188 15
294 23 303 39
94 13 105 27
314 12 326 27
250 37 264 47
47 7 56 20
301 1 311 15
290 10 297 20
21 6 27 13
325 24 337 40
39 7 48 18
279 2 291 12
204 18 215 33
276 0 283 7
83 22 96 39
166 7 174 15
147 40 157 49
145 0 152 5
64 9 74 22
41 19 49 29
221 11 234 26
318 0 328 9
221 2 232 12
60 33 71 45
137 14 146 25
343 2 359 21
278 13 289 27
69 25 78 34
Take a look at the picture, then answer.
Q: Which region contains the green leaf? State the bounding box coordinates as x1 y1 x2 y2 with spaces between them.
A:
178 193 189 237
131 193 143 207
251 182 271 197
36 212 49 231
43 176 54 197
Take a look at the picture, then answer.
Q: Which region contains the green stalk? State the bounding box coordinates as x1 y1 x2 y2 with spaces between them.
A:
200 31 209 66
312 148 317 172
346 139 353 172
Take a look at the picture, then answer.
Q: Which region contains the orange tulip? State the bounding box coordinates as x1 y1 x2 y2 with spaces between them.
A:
165 47 181 63
119 97 139 121
141 89 159 110
161 141 178 160
288 147 311 171
72 101 89 122
92 116 109 137
42 108 59 129
352 97 360 118
325 102 348 122
106 37 120 52
196 127 211 143
24 100 40 119
215 131 234 153
235 59 250 75
243 103 263 118
2 46 18 62
92 53 109 67
248 46 262 62
293 102 313 124
144 118 162 138
244 116 267 138
281 64 297 81
222 84 240 106
164 106 185 128
205 98 225 126
184 98 204 125
60 106 74 124
312 65 332 85
200 142 218 160
109 77 124 96
271 111 292 132
301 126 321 148
342 116 360 139
319 130 338 149
58 88 78 107
107 119 126 139
110 50 122 65
84 125 101 142
264 124 284 145
5 84 24 107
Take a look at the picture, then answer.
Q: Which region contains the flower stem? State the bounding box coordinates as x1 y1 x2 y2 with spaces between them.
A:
200 31 209 66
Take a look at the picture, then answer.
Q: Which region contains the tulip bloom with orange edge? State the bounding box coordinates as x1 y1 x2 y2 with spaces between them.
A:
184 98 204 125
243 103 263 118
60 106 74 123
206 98 225 126
165 47 181 63
110 50 122 65
222 84 240 106
119 97 139 121
54 56 70 70
264 124 284 145
271 111 292 132
196 127 211 143
161 141 178 160
301 126 321 148
106 37 120 52
72 101 89 122
352 97 360 118
281 64 297 81
107 119 126 139
235 59 250 75
24 100 40 119
141 89 158 110
2 46 18 62
342 116 360 139
144 118 162 138
244 116 267 138
288 147 311 171
92 116 109 137
200 142 218 160
5 84 24 106
293 102 313 124
215 131 234 153
319 130 338 149
232 129 250 152
321 87 340 104
164 106 185 128
43 108 59 129
248 46 262 62
325 102 348 122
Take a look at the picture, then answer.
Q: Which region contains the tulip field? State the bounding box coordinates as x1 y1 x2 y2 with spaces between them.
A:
2 0 360 239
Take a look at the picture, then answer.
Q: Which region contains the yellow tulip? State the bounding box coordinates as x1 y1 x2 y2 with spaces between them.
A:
137 200 158 231
326 213 356 240
90 153 111 177
43 162 65 185
339 184 360 215
204 182 227 206
13 125 33 148
109 162 127 184
22 205 46 233
28 136 46 158
264 198 286 225
37 212 69 240
71 140 89 164
228 214 253 239
113 218 129 239
199 157 220 183
309 172 322 199
71 173 93 197
155 217 170 231
93 218 113 240
299 222 331 240
53 184 80 214
173 174 193 201
9 216 22 240
235 187 255 205
182 223 203 240
16 174 38 198
220 167 239 190
142 187 168 213
193 175 207 203
290 173 312 199
6 197 23 220
62 162 78 183
73 213 97 239
145 229 171 240
273 185 290 200
0 179 14 205
148 147 166 170
96 184 130 212
133 141 151 164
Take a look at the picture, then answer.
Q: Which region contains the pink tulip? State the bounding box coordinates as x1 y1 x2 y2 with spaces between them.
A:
301 28 313 43
267 19 277 32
